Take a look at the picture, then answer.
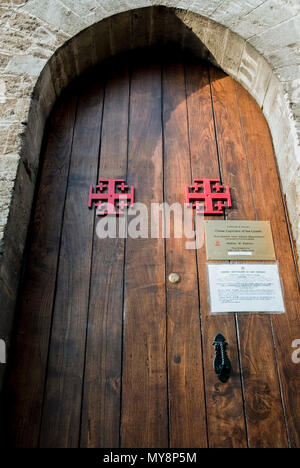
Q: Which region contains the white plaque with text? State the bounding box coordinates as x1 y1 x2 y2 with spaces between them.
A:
208 263 285 314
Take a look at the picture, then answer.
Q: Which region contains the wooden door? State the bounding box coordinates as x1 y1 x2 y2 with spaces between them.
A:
3 49 300 448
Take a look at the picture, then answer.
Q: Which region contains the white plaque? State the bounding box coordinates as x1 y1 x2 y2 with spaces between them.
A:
208 263 285 314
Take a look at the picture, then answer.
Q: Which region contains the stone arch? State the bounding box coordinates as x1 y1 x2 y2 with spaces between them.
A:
0 2 299 388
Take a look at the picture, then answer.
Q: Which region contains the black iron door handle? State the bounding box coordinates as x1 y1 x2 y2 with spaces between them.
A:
213 333 231 383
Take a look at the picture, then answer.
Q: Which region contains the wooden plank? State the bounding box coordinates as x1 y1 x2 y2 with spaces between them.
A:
39 77 104 448
236 81 300 448
3 91 77 448
6 52 298 450
80 61 129 448
185 59 247 448
162 58 207 448
210 66 288 448
121 57 169 448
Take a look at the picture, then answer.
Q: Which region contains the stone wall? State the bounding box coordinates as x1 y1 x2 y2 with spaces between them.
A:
0 1 299 388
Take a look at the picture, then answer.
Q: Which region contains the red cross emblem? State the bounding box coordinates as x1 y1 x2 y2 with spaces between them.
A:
186 178 232 215
88 178 135 215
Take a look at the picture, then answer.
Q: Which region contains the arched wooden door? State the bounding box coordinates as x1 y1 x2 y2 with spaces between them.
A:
3 49 300 448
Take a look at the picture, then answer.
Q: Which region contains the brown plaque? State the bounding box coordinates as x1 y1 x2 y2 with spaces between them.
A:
205 220 276 261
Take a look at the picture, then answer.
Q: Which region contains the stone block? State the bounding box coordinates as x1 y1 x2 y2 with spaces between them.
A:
0 30 33 56
262 72 300 193
31 26 69 54
85 8 108 25
0 97 30 124
21 0 87 37
1 73 35 99
274 130 300 191
32 25 62 48
238 42 272 107
202 19 228 66
266 43 300 69
116 0 151 12
0 53 11 72
0 121 24 156
263 73 287 125
231 0 298 40
5 55 47 77
176 11 210 60
249 15 300 57
6 9 47 38
98 0 149 17
177 0 222 18
221 30 245 77
176 10 209 42
283 79 300 115
0 154 20 182
276 65 300 83
60 0 101 17
211 0 265 31
27 45 55 61
153 0 189 9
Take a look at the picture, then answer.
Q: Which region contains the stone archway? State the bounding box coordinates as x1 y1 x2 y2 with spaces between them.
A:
0 3 299 390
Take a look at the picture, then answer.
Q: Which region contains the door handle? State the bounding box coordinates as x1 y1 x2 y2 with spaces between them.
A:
213 333 231 383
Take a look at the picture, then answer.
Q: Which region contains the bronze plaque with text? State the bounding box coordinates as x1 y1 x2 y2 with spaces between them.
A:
205 220 276 261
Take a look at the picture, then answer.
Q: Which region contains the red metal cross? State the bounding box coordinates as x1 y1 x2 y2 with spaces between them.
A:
213 182 223 192
88 178 135 215
98 181 107 191
118 182 128 192
186 178 232 215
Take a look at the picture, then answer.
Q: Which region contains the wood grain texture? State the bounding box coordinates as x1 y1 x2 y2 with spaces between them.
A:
210 66 288 448
163 58 208 448
236 81 300 448
39 78 104 448
185 60 247 448
80 62 129 448
4 51 299 449
121 57 169 448
3 91 77 448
